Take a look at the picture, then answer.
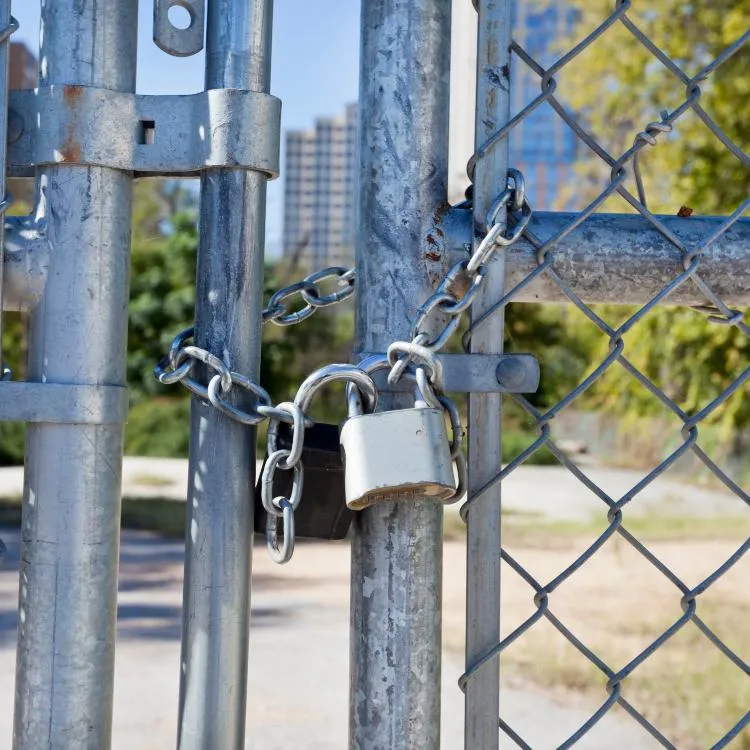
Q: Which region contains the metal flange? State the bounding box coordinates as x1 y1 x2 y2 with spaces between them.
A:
0 382 128 424
8 86 281 178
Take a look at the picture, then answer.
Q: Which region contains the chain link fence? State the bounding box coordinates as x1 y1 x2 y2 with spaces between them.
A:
462 1 748 747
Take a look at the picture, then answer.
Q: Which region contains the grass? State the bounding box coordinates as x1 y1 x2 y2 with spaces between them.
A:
0 495 186 538
120 496 185 537
130 473 177 488
443 504 750 749
444 507 750 544
500 600 750 750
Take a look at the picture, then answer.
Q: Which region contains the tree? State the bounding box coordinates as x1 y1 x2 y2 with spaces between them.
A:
539 0 750 435
124 181 356 456
559 0 749 214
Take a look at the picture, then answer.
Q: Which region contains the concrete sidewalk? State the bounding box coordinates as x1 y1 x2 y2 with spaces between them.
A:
0 528 659 749
0 457 742 522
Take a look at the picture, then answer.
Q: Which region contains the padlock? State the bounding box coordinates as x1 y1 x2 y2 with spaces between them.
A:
340 386 456 510
254 420 354 540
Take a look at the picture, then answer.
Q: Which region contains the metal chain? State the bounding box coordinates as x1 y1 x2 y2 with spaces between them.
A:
158 173 528 539
260 365 378 563
158 201 510 553
383 169 531 503
263 266 355 326
387 168 531 390
156 326 378 563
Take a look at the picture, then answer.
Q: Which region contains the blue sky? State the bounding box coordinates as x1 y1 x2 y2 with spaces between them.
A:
13 1 362 254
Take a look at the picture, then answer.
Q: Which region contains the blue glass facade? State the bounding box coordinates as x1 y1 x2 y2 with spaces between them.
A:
509 2 579 209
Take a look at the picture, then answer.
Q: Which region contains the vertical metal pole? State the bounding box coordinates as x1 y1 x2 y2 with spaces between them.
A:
13 1 137 748
0 0 10 369
350 1 451 748
177 0 272 748
465 1 513 748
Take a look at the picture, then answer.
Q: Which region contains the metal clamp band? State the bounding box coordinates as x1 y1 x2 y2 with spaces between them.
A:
0 382 129 424
8 86 281 178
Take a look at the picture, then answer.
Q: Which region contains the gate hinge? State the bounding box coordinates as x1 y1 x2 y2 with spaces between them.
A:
7 86 281 178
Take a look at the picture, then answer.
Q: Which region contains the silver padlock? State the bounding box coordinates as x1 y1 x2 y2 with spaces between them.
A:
340 382 456 510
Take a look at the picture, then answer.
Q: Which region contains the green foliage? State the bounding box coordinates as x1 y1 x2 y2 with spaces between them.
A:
505 303 597 409
586 305 750 436
123 181 355 456
127 209 198 398
557 0 749 213
122 181 198 456
536 0 750 436
124 398 192 458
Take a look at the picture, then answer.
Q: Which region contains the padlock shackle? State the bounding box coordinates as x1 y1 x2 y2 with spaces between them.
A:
357 353 441 408
294 364 378 415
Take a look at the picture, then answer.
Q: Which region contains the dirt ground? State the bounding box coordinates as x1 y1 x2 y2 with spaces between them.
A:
443 525 750 749
0 528 674 750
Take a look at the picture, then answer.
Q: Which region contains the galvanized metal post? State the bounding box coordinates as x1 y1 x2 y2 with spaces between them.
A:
13 0 137 747
177 0 273 748
465 1 513 748
350 1 451 748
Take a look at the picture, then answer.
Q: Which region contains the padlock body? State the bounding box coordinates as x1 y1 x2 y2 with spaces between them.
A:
254 422 353 539
340 407 455 510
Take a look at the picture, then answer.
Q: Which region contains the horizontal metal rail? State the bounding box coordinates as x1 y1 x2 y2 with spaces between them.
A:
441 210 750 306
5 212 748 313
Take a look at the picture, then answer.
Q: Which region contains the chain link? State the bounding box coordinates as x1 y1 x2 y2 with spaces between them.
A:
387 167 531 392
381 169 531 504
263 266 355 326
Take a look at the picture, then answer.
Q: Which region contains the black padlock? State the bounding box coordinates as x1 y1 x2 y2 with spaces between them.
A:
254 421 353 540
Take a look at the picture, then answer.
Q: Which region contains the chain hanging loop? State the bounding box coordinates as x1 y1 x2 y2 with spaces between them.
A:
388 169 532 391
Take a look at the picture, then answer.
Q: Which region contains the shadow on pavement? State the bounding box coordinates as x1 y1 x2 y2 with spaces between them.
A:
0 526 297 645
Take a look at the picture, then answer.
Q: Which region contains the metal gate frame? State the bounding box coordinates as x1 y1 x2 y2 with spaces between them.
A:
0 0 747 748
2 0 277 747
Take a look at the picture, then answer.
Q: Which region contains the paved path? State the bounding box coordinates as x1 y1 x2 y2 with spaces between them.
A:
0 458 741 522
0 528 659 749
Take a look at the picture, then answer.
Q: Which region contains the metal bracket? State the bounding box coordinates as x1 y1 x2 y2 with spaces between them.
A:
154 0 205 57
358 353 540 394
7 86 281 178
0 382 128 424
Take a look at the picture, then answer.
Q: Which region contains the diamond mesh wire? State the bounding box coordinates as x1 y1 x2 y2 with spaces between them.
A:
461 1 749 746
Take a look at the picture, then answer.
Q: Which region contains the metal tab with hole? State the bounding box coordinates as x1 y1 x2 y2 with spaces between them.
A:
7 86 281 177
357 352 540 394
154 0 205 57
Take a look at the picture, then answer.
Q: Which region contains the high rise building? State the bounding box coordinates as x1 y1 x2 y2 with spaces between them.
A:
449 1 578 208
510 2 578 209
9 43 38 209
10 42 37 90
283 103 357 267
283 2 577 266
